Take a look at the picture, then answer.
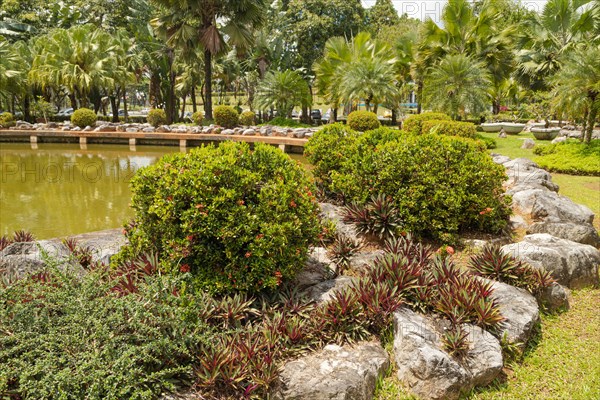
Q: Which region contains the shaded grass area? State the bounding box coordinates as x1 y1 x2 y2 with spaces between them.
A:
375 289 600 400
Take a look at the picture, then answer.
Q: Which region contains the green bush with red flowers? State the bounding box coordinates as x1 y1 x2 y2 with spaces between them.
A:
120 141 321 294
306 127 511 241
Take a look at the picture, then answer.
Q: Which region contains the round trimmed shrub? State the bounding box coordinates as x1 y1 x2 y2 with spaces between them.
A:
420 120 477 139
403 112 451 135
191 111 203 126
70 108 97 128
0 112 16 128
239 111 256 126
147 109 167 127
307 130 511 240
122 142 321 294
304 123 359 186
346 110 380 131
213 105 239 129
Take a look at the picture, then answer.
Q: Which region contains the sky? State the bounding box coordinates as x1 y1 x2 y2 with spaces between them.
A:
361 1 548 22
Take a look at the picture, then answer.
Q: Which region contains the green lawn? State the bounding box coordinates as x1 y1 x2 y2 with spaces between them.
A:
481 131 600 230
375 289 600 400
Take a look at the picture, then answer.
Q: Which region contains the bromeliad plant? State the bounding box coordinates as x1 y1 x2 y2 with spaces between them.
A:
469 245 556 295
343 194 403 242
328 233 360 276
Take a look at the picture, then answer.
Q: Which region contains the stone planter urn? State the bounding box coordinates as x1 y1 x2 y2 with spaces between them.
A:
481 123 503 132
502 123 526 134
531 127 561 140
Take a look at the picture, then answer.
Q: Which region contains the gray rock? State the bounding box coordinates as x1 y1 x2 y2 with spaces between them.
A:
61 126 71 131
551 136 567 144
304 276 355 303
498 131 507 138
294 247 334 288
521 138 535 149
142 127 155 133
272 342 389 400
462 239 490 250
537 282 571 312
350 250 385 272
47 122 59 129
393 308 503 400
319 203 360 242
156 125 172 133
509 214 528 230
221 129 234 135
0 229 127 279
501 234 600 289
16 121 34 129
259 126 272 136
242 128 256 136
527 221 599 247
82 126 93 132
126 127 138 133
491 154 512 165
486 279 540 345
504 159 559 193
70 126 81 131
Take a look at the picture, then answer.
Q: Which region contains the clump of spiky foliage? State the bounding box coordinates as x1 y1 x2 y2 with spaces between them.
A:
0 235 12 252
342 194 403 242
12 230 35 243
328 233 360 276
442 326 470 359
469 245 556 295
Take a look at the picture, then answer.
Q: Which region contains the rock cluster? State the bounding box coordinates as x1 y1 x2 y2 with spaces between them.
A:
8 120 319 139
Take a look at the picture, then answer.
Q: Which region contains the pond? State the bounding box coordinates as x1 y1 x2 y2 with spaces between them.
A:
0 143 308 240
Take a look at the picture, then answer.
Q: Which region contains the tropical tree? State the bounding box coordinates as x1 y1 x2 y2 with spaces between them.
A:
419 0 515 114
254 70 311 118
422 53 491 120
550 44 600 143
516 0 600 90
29 25 116 109
150 0 267 120
367 0 400 37
314 32 397 120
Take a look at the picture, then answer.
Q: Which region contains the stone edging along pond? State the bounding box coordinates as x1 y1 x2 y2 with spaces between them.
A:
1 156 598 400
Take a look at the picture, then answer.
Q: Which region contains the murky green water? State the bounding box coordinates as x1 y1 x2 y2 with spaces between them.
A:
0 143 308 240
0 143 180 239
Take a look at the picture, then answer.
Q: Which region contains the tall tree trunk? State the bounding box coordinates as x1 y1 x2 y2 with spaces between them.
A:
584 97 597 144
23 95 31 122
204 49 213 120
109 96 119 123
122 86 129 123
69 93 77 110
581 107 589 142
191 86 197 113
165 48 176 124
330 103 337 124
391 108 397 126
416 80 423 114
180 94 187 119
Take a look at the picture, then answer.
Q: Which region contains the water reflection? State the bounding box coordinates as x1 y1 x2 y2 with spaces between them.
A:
0 143 178 239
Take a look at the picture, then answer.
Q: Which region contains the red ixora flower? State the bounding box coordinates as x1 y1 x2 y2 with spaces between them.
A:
179 264 191 273
274 271 283 285
479 207 494 215
290 200 297 208
238 199 245 206
245 251 252 258
446 246 455 255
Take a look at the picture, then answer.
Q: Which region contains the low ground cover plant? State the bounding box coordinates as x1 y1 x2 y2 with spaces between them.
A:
533 140 600 176
118 141 321 294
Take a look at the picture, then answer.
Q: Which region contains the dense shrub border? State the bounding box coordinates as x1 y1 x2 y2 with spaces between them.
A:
0 112 16 128
421 119 477 138
306 125 511 241
70 108 97 128
533 140 600 176
120 141 321 294
147 109 167 127
213 105 239 128
403 112 452 135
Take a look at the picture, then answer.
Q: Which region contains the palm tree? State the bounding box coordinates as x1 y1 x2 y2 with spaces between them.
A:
517 0 600 90
550 45 600 143
422 53 491 120
254 70 311 118
314 32 397 120
29 25 116 109
419 0 515 113
151 0 267 120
